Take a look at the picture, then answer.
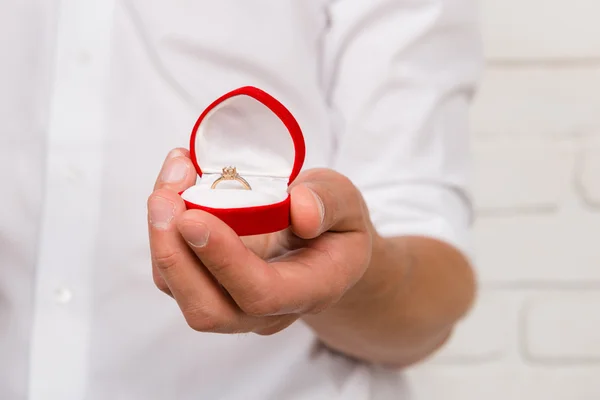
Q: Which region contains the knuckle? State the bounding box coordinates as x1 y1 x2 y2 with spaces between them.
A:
183 306 222 333
152 273 170 294
253 317 296 336
253 328 278 337
306 298 333 315
148 189 171 205
330 286 346 307
324 254 352 299
253 324 285 336
205 253 230 274
186 316 220 333
240 296 282 317
152 250 182 274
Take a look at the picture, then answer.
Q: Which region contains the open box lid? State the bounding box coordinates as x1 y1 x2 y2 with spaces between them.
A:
190 86 306 186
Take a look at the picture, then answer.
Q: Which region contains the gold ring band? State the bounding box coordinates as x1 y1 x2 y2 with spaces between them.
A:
210 166 251 190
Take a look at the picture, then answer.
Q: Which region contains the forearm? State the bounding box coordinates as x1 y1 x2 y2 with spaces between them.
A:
302 234 477 367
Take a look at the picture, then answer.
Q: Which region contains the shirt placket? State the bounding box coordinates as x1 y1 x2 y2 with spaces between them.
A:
28 1 115 399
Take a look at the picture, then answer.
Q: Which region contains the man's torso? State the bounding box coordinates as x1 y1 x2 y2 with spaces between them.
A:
0 1 406 399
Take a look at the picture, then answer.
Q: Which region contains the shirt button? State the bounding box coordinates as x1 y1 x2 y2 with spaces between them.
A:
54 287 73 304
65 164 84 185
76 50 92 66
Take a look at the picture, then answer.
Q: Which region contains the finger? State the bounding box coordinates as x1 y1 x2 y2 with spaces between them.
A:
289 168 368 239
152 148 193 297
151 148 194 294
153 148 196 193
152 261 172 297
252 315 299 336
177 210 283 316
177 209 367 316
240 233 286 260
273 230 371 314
148 189 248 332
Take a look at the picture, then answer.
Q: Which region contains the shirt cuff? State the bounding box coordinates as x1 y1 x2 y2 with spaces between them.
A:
364 183 473 257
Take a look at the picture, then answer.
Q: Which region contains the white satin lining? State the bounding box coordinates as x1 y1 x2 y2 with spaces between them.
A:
181 174 289 208
195 95 296 178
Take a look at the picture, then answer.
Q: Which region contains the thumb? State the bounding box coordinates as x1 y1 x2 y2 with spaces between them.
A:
289 168 368 239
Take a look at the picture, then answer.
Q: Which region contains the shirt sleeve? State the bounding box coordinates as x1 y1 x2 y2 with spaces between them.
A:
323 0 483 254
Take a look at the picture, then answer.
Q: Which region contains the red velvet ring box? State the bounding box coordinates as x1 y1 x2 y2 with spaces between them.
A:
180 86 306 236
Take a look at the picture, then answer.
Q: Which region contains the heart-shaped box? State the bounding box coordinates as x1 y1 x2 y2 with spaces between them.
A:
180 86 306 236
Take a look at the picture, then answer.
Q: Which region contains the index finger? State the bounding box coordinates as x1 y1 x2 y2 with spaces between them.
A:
154 148 196 193
177 209 369 316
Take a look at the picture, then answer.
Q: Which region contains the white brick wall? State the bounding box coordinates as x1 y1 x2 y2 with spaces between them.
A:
480 0 600 60
411 3 600 398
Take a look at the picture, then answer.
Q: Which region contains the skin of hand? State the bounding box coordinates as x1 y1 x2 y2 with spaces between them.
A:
147 148 476 366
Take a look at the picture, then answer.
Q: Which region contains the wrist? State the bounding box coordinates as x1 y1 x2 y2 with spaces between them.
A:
333 231 404 312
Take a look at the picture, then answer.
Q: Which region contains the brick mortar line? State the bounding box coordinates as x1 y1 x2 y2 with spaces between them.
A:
486 59 600 68
518 300 600 367
481 282 600 290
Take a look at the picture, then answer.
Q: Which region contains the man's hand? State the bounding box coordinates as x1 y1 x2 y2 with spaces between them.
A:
147 148 476 367
147 148 373 336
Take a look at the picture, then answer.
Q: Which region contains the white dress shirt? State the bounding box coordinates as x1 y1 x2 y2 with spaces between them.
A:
0 0 481 399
